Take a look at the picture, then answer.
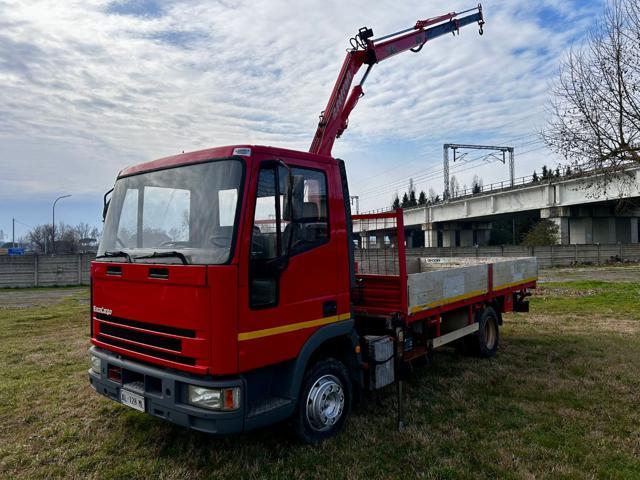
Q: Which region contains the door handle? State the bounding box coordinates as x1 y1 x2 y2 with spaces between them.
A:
323 300 338 317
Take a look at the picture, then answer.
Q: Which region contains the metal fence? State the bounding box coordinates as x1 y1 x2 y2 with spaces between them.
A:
0 244 639 288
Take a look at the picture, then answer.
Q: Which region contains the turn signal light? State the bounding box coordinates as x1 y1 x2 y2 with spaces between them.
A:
108 365 122 383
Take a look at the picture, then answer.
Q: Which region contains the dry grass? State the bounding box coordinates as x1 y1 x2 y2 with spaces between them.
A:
1 282 639 479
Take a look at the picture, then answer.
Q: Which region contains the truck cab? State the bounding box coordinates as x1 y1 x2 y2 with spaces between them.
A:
89 145 359 441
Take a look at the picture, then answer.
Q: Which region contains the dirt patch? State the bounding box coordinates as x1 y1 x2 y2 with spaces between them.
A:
533 286 600 298
0 288 88 309
539 264 640 283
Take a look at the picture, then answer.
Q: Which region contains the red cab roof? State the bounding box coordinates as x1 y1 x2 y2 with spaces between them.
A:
118 145 335 178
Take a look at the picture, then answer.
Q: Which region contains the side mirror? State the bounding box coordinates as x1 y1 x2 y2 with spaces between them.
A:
102 188 114 222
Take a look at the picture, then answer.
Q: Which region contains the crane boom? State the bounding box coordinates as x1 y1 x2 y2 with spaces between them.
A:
309 4 485 157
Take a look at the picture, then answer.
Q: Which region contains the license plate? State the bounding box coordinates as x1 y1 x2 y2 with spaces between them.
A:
120 389 145 412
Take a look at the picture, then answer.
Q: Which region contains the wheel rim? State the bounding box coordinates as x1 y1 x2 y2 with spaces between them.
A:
484 318 497 350
305 374 345 432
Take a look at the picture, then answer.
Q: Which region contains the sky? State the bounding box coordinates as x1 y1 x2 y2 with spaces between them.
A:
0 0 604 242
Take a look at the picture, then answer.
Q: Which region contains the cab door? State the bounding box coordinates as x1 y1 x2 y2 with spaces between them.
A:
237 158 342 371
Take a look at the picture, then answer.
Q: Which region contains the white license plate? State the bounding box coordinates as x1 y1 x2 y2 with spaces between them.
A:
120 389 145 412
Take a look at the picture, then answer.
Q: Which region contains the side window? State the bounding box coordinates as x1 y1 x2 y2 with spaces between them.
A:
250 167 281 308
283 168 329 254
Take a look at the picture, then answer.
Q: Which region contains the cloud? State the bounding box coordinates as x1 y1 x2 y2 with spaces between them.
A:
0 0 602 213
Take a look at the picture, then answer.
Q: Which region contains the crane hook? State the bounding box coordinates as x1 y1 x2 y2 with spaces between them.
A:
478 20 484 35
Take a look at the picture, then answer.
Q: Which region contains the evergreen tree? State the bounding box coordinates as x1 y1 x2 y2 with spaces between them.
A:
532 171 539 182
541 165 549 179
401 192 410 208
418 190 427 205
555 167 561 177
408 190 417 207
565 166 572 176
392 195 400 209
471 174 483 194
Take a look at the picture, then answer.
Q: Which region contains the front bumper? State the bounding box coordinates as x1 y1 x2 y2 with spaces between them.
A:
88 346 244 434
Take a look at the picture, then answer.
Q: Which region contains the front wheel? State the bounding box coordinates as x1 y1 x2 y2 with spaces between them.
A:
293 358 352 444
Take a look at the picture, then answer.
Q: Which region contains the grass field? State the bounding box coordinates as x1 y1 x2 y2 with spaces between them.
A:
1 279 639 479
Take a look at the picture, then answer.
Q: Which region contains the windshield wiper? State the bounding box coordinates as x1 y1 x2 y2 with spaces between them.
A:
95 250 132 263
135 251 189 265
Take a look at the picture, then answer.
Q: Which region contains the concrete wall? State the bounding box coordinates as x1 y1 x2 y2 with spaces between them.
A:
0 254 95 288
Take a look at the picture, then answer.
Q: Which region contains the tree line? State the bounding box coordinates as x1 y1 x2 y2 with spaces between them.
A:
391 175 483 209
20 222 100 254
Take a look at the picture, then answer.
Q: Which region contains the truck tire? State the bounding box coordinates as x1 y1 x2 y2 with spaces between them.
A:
465 306 500 358
293 357 352 444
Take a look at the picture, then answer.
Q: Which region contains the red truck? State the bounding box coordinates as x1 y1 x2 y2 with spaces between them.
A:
88 5 535 443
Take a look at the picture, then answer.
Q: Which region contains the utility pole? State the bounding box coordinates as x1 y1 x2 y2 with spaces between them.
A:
52 195 71 254
443 144 515 200
12 218 15 246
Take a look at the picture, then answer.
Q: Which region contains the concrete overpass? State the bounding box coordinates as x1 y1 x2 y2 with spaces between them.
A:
359 166 640 247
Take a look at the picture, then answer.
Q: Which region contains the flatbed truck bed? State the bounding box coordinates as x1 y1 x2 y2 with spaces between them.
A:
352 210 537 362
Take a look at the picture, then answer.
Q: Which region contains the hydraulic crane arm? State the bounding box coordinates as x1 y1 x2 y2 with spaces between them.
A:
309 4 485 157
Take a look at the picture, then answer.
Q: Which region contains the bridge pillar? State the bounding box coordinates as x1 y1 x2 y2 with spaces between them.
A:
442 229 456 247
475 228 491 246
569 217 593 244
541 207 570 244
359 232 368 249
460 230 474 247
423 227 438 247
593 218 616 244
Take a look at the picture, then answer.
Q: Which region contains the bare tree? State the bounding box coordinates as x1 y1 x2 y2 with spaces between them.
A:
543 0 640 195
450 175 460 197
75 222 99 241
28 225 51 253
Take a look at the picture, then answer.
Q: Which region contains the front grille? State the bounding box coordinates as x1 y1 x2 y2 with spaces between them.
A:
94 313 200 368
99 323 181 351
97 335 196 366
95 313 195 338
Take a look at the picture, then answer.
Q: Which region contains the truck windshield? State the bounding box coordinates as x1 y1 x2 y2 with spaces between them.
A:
98 159 244 265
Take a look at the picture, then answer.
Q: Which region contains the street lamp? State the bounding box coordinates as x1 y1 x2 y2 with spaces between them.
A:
51 194 71 254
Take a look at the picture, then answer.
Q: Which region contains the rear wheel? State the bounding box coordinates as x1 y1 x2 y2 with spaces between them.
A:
293 358 352 444
465 307 500 358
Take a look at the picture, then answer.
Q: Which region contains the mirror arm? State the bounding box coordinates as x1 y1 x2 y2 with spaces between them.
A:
102 187 114 222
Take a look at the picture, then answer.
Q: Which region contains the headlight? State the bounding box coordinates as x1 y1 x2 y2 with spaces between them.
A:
90 355 101 374
187 386 240 411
